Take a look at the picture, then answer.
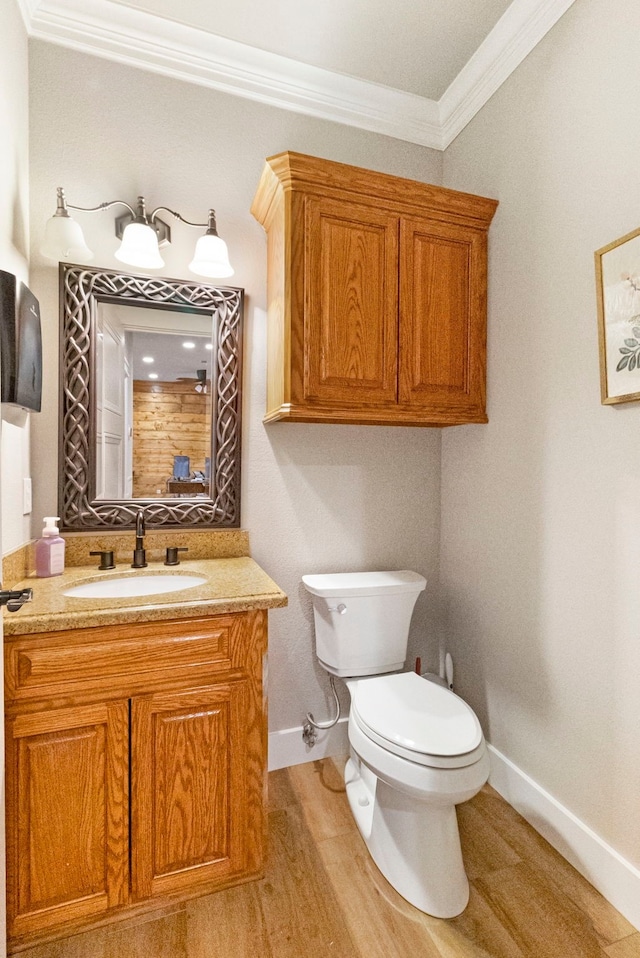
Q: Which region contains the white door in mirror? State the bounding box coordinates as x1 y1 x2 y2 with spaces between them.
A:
63 574 207 599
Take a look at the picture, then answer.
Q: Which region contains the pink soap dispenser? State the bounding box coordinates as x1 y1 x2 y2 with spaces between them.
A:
35 516 66 577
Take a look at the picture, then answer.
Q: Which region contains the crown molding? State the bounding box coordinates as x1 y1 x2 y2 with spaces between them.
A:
15 0 41 32
439 0 578 148
25 0 577 151
27 0 443 149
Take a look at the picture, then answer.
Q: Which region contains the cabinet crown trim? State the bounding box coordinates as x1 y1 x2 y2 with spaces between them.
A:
251 152 498 230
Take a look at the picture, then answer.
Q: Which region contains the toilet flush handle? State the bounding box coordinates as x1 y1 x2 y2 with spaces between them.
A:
328 602 347 614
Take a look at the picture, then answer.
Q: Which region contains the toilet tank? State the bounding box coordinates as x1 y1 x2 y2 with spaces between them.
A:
302 570 426 677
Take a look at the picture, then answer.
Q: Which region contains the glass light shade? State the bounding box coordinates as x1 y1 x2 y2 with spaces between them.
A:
41 215 93 263
115 222 164 269
189 233 234 278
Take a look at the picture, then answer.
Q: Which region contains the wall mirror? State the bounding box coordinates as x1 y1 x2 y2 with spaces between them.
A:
59 264 243 530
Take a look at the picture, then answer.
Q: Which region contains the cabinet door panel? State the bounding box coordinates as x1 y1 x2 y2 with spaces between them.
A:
303 197 399 406
131 682 249 900
6 701 129 938
399 217 487 417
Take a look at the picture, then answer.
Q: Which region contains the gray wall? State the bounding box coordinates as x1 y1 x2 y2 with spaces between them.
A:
441 0 640 868
0 0 30 943
1 0 31 556
28 41 444 737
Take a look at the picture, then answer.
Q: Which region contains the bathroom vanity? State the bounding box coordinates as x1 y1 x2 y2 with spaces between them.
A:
3 536 286 951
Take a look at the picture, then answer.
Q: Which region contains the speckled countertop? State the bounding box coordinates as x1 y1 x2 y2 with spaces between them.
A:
3 533 287 637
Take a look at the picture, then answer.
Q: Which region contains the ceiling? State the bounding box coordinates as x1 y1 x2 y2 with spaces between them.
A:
129 331 213 384
102 304 213 382
20 0 577 148
107 0 514 101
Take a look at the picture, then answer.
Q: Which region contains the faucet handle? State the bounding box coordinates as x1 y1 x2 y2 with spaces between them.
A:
89 550 116 570
164 547 188 567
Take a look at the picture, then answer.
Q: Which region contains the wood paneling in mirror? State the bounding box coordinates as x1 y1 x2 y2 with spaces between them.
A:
131 381 211 498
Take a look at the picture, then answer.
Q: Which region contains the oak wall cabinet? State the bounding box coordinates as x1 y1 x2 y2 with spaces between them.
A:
251 152 498 426
4 611 267 951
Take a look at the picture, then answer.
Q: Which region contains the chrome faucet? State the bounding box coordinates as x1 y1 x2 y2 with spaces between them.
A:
131 509 148 568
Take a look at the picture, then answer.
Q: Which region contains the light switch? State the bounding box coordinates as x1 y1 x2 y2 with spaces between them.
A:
23 477 32 515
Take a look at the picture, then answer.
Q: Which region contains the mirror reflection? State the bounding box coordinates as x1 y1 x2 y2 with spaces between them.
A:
59 264 243 530
95 304 213 500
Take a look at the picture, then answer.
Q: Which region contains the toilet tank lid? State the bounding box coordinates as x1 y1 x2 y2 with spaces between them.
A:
302 570 426 597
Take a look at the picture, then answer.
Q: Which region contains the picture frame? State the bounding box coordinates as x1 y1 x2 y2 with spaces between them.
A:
595 225 640 405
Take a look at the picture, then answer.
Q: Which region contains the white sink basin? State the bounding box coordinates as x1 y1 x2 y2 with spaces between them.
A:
63 574 207 599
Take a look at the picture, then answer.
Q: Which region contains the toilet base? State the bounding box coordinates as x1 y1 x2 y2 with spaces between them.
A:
345 755 470 918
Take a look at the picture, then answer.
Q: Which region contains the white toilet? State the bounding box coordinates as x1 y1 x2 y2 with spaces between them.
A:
302 570 489 918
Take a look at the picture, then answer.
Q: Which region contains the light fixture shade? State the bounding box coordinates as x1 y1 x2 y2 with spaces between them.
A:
41 214 94 263
189 233 234 279
115 222 164 269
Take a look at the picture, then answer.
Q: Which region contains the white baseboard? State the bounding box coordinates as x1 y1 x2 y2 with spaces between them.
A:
488 744 640 932
268 718 349 772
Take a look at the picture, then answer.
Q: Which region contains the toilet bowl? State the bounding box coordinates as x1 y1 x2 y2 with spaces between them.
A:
302 570 489 918
345 672 489 917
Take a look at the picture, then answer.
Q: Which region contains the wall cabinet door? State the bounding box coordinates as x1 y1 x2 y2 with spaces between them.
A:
303 195 399 408
130 681 251 901
398 216 487 419
6 701 129 940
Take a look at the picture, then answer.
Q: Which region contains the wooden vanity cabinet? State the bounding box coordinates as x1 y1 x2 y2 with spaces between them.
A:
251 151 498 426
4 611 267 949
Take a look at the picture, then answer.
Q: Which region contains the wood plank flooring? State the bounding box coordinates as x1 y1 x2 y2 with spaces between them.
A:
18 757 640 958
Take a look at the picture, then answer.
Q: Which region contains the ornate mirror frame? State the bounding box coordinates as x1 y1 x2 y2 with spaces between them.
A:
59 263 243 530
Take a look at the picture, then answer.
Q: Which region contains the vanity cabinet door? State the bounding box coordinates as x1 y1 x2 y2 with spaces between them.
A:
130 680 255 901
5 700 129 940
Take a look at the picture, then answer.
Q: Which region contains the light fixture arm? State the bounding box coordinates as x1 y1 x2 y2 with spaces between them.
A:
56 187 137 219
150 206 218 234
68 199 138 217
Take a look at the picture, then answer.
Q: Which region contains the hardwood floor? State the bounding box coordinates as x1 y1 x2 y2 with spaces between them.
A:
18 757 640 958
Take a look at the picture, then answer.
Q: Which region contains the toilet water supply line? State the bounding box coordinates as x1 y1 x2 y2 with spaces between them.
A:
302 675 341 747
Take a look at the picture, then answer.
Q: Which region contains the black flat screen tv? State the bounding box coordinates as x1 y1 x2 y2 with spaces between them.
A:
0 270 42 412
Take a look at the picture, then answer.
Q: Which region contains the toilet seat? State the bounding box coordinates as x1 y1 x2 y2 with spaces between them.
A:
350 672 485 770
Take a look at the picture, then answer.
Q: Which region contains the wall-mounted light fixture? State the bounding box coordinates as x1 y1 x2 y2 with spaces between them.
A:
40 188 234 278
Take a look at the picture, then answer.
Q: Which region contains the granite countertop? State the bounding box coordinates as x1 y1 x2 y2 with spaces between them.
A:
4 556 288 637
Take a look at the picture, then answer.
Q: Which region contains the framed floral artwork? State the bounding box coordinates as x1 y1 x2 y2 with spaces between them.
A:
595 225 640 404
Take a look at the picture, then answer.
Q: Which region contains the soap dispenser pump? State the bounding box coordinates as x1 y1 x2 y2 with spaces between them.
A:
35 516 66 577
